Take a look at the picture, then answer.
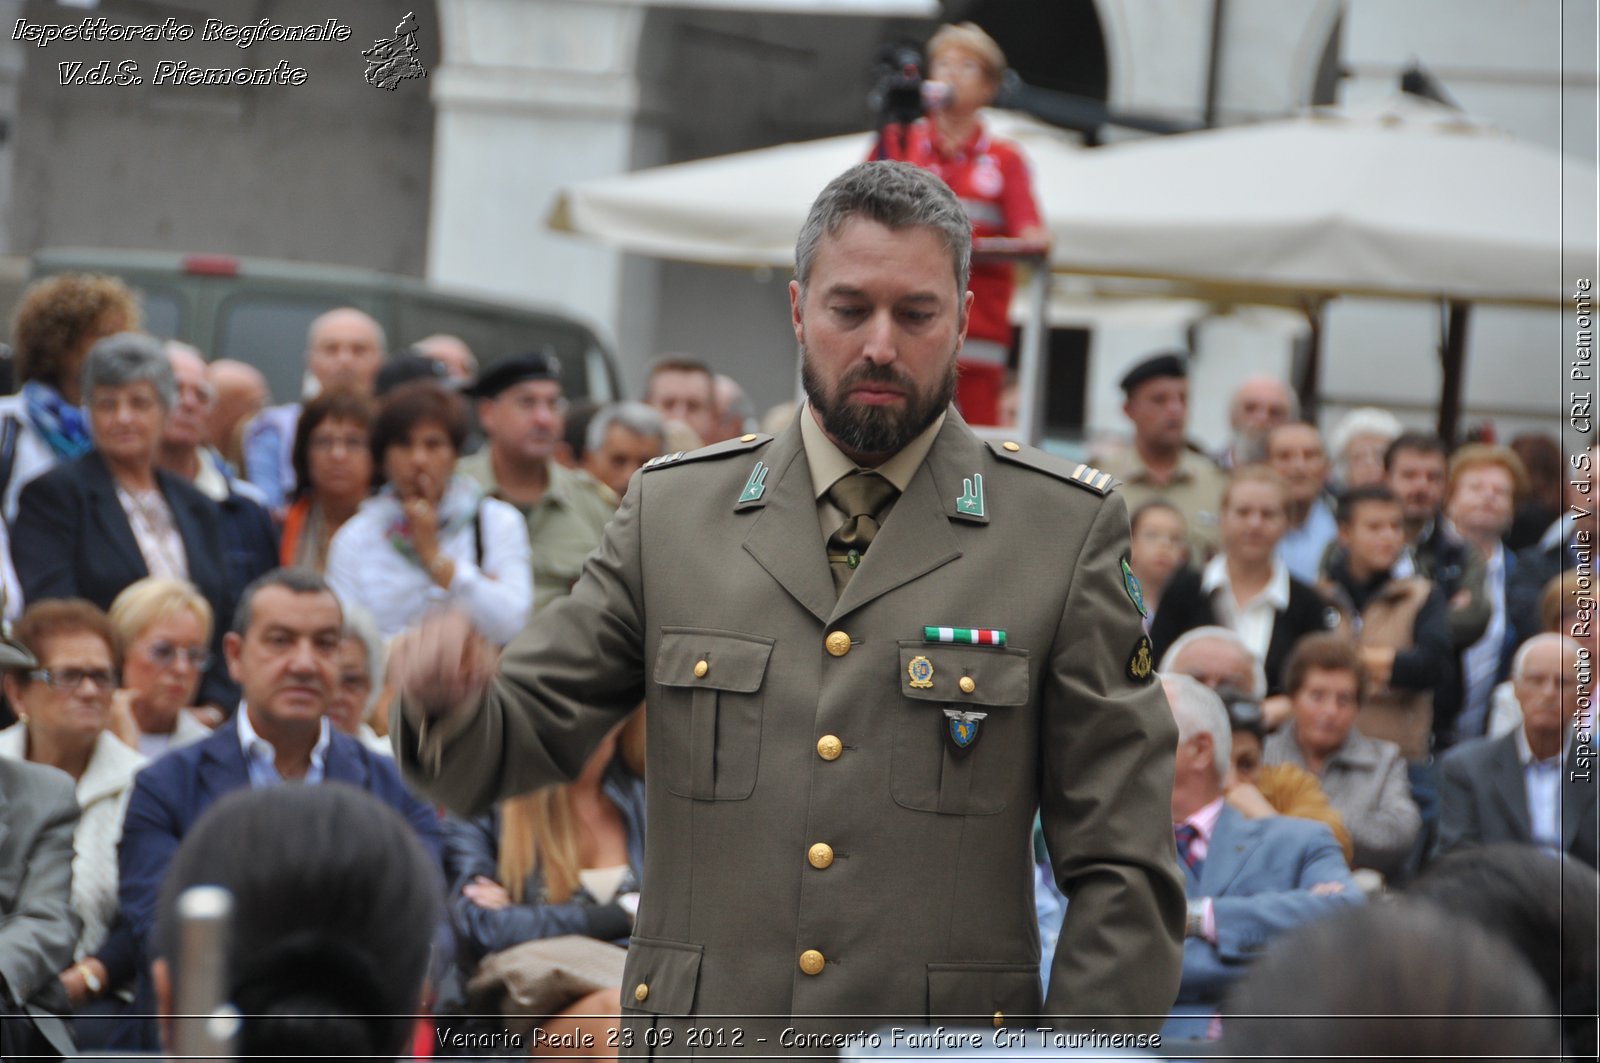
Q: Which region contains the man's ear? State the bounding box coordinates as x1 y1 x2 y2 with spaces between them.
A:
789 280 806 347
223 631 244 685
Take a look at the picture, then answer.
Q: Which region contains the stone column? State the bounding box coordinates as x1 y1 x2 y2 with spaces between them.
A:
427 0 666 388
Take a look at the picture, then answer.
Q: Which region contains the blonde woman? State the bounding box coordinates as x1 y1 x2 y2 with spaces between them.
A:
109 577 215 758
440 712 644 1050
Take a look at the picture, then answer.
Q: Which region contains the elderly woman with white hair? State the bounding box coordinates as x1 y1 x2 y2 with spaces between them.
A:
1326 407 1403 493
327 604 392 756
11 333 236 710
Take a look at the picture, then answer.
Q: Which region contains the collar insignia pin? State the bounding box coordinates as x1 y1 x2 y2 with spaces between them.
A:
955 473 985 518
738 461 768 503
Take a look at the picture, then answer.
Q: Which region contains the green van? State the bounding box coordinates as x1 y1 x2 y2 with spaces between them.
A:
27 248 624 406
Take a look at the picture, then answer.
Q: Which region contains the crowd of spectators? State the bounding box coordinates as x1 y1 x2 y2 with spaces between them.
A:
1109 347 1593 1047
0 266 1588 1059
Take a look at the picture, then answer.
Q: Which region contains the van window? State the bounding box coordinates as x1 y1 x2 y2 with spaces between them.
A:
216 294 349 403
134 288 183 342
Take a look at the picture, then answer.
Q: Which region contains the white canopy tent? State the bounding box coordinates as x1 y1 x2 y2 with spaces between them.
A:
549 97 1596 440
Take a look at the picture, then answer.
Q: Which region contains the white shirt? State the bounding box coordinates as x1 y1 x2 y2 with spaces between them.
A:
325 492 533 646
1201 553 1290 663
1515 725 1565 855
237 705 331 786
136 709 214 760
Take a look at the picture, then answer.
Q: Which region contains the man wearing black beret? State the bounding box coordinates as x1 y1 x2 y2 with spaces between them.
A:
1099 350 1227 558
457 352 616 612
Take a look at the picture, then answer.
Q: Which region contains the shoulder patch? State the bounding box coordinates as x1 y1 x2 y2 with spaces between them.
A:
640 433 771 473
985 439 1120 496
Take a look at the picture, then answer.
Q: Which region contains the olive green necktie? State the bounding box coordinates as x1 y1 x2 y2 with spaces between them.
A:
826 470 899 593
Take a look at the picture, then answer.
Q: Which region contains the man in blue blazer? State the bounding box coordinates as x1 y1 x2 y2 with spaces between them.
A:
111 568 440 1049
1161 674 1360 1041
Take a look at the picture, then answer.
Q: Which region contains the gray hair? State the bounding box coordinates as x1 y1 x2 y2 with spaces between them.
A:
83 332 177 409
1328 407 1404 464
1159 625 1269 699
1512 633 1583 681
793 161 972 301
1161 673 1233 782
231 567 340 636
586 400 666 454
339 604 387 716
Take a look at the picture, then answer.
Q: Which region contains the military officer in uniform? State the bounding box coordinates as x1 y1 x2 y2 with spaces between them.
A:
391 161 1184 1051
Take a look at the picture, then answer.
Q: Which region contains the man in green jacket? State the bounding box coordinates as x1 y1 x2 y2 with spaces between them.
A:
392 161 1183 1051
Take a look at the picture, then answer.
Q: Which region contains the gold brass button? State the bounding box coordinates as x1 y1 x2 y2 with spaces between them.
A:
808 843 835 869
824 631 852 657
817 735 842 761
798 950 825 976
1002 441 1021 452
992 1011 1004 1028
693 659 709 678
959 675 976 694
634 983 649 1002
740 433 758 442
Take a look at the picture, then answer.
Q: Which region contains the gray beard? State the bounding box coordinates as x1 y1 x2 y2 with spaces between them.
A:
801 345 958 458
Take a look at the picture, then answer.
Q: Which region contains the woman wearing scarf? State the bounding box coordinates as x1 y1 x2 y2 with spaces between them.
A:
0 275 139 623
327 381 531 646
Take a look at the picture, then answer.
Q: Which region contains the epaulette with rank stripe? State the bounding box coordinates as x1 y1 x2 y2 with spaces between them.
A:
985 439 1120 496
641 433 771 473
1068 462 1116 494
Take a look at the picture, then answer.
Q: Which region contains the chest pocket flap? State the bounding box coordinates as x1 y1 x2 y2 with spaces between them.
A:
654 629 773 691
653 629 774 800
898 641 1030 707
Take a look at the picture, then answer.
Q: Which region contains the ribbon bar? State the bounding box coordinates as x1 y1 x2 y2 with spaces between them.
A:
923 626 1006 646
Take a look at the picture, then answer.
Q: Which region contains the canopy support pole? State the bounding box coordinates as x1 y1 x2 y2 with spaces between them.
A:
1295 297 1326 425
1016 256 1051 446
1438 299 1471 444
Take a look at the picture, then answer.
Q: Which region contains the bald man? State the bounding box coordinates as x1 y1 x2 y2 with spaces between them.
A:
412 334 477 382
205 359 267 464
1218 376 1295 470
159 343 279 591
242 308 387 511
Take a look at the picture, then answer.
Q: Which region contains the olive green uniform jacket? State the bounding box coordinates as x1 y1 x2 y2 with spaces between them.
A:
456 450 618 613
396 412 1184 1051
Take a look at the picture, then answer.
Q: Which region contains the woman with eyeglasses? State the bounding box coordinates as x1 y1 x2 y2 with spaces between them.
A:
280 389 377 573
108 578 215 759
0 599 147 1037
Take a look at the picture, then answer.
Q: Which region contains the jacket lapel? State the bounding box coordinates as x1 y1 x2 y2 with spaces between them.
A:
829 416 980 621
197 722 250 803
325 734 368 786
160 471 208 581
83 452 150 577
1196 805 1253 897
1489 736 1533 841
740 421 836 624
